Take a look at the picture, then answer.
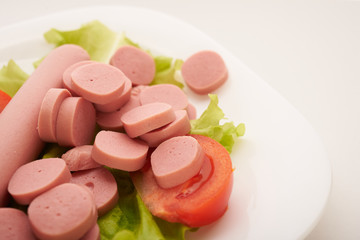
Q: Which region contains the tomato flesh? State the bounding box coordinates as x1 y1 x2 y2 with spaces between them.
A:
130 134 233 227
0 90 11 113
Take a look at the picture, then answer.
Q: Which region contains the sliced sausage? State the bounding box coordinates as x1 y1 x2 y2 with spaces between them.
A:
95 85 149 130
56 97 96 147
110 45 155 85
71 63 126 104
62 60 95 96
92 131 148 171
71 167 118 216
0 44 90 206
8 158 71 205
139 84 188 110
186 102 197 120
80 223 100 240
94 77 132 112
61 145 102 171
131 85 149 97
28 183 97 240
0 208 36 240
38 88 71 142
140 110 191 147
151 136 205 189
121 102 176 138
96 94 141 131
181 50 228 94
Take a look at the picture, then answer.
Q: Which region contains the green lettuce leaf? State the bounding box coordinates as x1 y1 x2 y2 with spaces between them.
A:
98 170 190 240
44 20 118 63
117 33 141 49
151 57 184 88
190 94 245 153
39 143 69 159
0 60 29 97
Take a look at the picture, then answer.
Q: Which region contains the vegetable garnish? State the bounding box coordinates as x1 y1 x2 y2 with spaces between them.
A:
98 170 191 240
0 90 11 113
44 21 118 63
190 94 245 153
0 60 29 97
131 134 233 228
151 57 184 88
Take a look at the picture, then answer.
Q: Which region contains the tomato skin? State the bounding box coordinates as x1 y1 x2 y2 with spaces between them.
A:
176 172 233 227
0 90 11 113
130 134 233 227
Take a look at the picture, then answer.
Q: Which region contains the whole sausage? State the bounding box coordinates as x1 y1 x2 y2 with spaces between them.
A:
0 44 90 206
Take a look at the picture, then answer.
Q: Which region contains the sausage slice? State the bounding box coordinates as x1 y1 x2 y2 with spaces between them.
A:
140 110 191 147
28 183 97 240
121 102 176 138
110 45 155 85
56 97 96 147
181 50 228 94
0 208 36 240
94 77 132 113
38 88 71 142
139 84 188 110
71 63 126 105
8 158 71 205
61 145 102 171
71 167 118 216
151 136 205 189
92 131 148 171
62 60 95 96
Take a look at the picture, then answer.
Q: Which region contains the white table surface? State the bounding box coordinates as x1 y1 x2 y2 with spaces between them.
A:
1 0 359 239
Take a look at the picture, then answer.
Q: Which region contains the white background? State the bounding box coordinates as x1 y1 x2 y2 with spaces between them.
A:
0 0 359 239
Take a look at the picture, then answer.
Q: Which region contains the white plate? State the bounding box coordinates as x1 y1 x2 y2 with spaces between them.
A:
0 6 331 240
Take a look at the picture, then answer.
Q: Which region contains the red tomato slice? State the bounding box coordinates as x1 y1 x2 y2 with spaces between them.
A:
0 90 11 113
130 134 233 227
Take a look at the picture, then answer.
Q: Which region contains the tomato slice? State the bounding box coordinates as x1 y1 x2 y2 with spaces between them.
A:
0 90 11 113
130 134 233 227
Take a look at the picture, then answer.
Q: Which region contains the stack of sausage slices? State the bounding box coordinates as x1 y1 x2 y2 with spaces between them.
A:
1 44 231 240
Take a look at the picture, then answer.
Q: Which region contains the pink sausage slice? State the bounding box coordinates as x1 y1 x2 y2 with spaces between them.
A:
94 77 132 112
151 136 205 189
131 85 149 97
92 131 148 171
7 158 71 205
96 94 141 131
38 88 71 142
0 208 36 240
71 167 118 216
181 50 228 94
28 183 97 240
121 102 176 138
71 63 126 104
80 223 100 240
0 44 89 206
186 102 197 120
110 45 155 85
139 84 188 110
56 97 96 147
140 110 191 147
95 85 149 130
61 145 102 171
62 60 95 96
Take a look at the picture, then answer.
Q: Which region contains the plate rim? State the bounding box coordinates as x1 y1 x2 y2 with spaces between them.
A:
0 5 332 239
